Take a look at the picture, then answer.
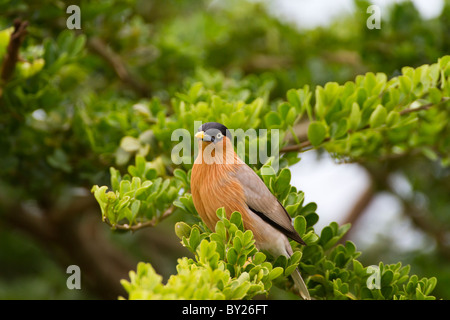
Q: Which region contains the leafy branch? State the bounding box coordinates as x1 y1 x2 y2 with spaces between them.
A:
281 88 450 154
103 205 175 232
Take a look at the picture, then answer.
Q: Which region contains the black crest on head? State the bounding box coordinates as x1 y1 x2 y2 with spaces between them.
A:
198 122 232 139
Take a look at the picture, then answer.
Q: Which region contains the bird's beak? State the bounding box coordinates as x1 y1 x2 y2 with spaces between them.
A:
195 131 213 142
195 131 205 140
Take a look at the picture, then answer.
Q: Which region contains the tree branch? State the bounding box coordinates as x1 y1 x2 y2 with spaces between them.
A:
280 138 324 153
343 181 375 227
87 37 151 97
0 19 28 99
1 19 28 82
104 205 175 232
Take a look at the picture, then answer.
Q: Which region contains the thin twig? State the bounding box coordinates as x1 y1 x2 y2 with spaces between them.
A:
398 97 449 115
280 139 315 153
104 205 175 232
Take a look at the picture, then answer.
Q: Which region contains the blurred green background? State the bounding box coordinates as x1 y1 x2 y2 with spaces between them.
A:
0 0 449 299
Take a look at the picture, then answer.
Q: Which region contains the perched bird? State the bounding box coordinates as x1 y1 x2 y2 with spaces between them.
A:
191 122 311 300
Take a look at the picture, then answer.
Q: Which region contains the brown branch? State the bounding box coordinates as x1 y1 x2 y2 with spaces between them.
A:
398 97 449 115
0 19 28 99
343 181 375 227
104 205 175 232
280 138 324 153
87 37 151 97
1 19 28 82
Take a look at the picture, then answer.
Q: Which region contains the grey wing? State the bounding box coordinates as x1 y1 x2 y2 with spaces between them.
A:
232 164 306 245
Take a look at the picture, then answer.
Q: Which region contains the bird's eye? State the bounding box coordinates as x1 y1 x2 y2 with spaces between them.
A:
216 132 223 139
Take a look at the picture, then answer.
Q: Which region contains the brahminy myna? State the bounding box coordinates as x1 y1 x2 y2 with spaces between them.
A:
191 122 311 300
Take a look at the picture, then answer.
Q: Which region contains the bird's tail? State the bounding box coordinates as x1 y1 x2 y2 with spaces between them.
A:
291 267 311 300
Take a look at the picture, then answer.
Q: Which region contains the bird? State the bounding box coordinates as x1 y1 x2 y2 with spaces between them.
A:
190 122 311 300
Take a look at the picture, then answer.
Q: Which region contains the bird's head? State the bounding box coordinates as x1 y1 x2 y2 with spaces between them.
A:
195 122 234 161
195 122 231 144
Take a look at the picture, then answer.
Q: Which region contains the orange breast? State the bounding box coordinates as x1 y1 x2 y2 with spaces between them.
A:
191 160 287 252
191 159 248 232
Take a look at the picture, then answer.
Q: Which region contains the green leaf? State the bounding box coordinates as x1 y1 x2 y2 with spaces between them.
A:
348 102 361 131
269 267 284 280
369 104 387 128
287 89 302 109
173 168 189 187
302 213 318 228
345 241 357 255
264 111 282 128
130 200 141 222
424 277 437 295
230 280 251 299
300 202 316 214
227 248 238 265
0 27 13 51
285 251 302 276
293 216 307 237
233 235 242 252
253 252 266 265
330 118 348 139
302 231 319 245
110 167 121 191
216 207 226 220
399 75 412 94
71 34 86 56
243 230 254 246
324 236 341 251
274 168 291 196
189 227 201 251
428 87 442 104
415 287 425 300
120 136 141 153
386 111 400 127
307 121 327 146
230 211 243 230
286 107 297 126
319 226 333 245
175 222 191 239
119 180 131 196
352 259 364 277
314 86 326 118
338 223 351 237
381 270 394 287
